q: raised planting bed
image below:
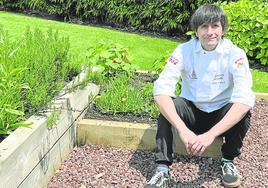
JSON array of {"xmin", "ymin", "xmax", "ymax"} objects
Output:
[
  {"xmin": 1, "ymin": 68, "xmax": 267, "ymax": 188},
  {"xmin": 76, "ymin": 71, "xmax": 268, "ymax": 159},
  {"xmin": 0, "ymin": 72, "xmax": 99, "ymax": 188},
  {"xmin": 47, "ymin": 99, "xmax": 268, "ymax": 188}
]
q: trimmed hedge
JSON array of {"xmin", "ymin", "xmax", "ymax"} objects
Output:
[
  {"xmin": 1, "ymin": 0, "xmax": 234, "ymax": 36},
  {"xmin": 219, "ymin": 0, "xmax": 268, "ymax": 65}
]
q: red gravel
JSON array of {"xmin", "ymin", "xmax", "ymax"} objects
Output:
[{"xmin": 46, "ymin": 100, "xmax": 268, "ymax": 188}]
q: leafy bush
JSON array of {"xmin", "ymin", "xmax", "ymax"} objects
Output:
[
  {"xmin": 86, "ymin": 40, "xmax": 139, "ymax": 82},
  {"xmin": 0, "ymin": 29, "xmax": 31, "ymax": 134},
  {"xmin": 0, "ymin": 65, "xmax": 31, "ymax": 134},
  {"xmin": 150, "ymin": 50, "xmax": 171, "ymax": 75},
  {"xmin": 0, "ymin": 27, "xmax": 78, "ymax": 135},
  {"xmin": 14, "ymin": 28, "xmax": 73, "ymax": 113},
  {"xmin": 219, "ymin": 0, "xmax": 268, "ymax": 65}
]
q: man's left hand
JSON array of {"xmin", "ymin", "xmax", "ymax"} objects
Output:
[{"xmin": 189, "ymin": 132, "xmax": 216, "ymax": 156}]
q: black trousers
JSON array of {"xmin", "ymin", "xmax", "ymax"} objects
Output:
[{"xmin": 155, "ymin": 97, "xmax": 251, "ymax": 165}]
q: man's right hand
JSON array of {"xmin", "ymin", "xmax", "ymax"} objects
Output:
[{"xmin": 177, "ymin": 128, "xmax": 198, "ymax": 155}]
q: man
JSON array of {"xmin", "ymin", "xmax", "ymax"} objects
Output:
[{"xmin": 145, "ymin": 3, "xmax": 255, "ymax": 188}]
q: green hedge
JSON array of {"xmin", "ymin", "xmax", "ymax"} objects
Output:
[
  {"xmin": 1, "ymin": 0, "xmax": 234, "ymax": 36},
  {"xmin": 219, "ymin": 0, "xmax": 268, "ymax": 65}
]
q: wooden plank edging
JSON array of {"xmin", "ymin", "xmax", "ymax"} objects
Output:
[
  {"xmin": 77, "ymin": 119, "xmax": 223, "ymax": 158},
  {"xmin": 0, "ymin": 73, "xmax": 99, "ymax": 188}
]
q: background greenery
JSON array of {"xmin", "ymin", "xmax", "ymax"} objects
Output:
[
  {"xmin": 0, "ymin": 11, "xmax": 178, "ymax": 70},
  {"xmin": 220, "ymin": 0, "xmax": 268, "ymax": 65},
  {"xmin": 0, "ymin": 0, "xmax": 236, "ymax": 36},
  {"xmin": 1, "ymin": 0, "xmax": 267, "ymax": 67},
  {"xmin": 0, "ymin": 10, "xmax": 267, "ymax": 92}
]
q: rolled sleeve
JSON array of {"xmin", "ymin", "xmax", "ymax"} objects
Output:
[{"xmin": 230, "ymin": 51, "xmax": 255, "ymax": 107}]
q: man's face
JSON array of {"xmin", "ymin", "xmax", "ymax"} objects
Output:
[{"xmin": 196, "ymin": 21, "xmax": 224, "ymax": 51}]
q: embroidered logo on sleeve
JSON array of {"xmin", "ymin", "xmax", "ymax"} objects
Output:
[
  {"xmin": 235, "ymin": 57, "xmax": 245, "ymax": 68},
  {"xmin": 168, "ymin": 55, "xmax": 179, "ymax": 65}
]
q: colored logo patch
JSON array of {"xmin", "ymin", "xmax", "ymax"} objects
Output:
[
  {"xmin": 168, "ymin": 56, "xmax": 179, "ymax": 65},
  {"xmin": 235, "ymin": 57, "xmax": 245, "ymax": 68}
]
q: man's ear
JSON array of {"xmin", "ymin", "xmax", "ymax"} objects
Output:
[
  {"xmin": 221, "ymin": 32, "xmax": 225, "ymax": 39},
  {"xmin": 195, "ymin": 32, "xmax": 199, "ymax": 39},
  {"xmin": 195, "ymin": 30, "xmax": 199, "ymax": 38}
]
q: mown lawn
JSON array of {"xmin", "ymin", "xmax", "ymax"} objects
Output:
[
  {"xmin": 0, "ymin": 11, "xmax": 178, "ymax": 70},
  {"xmin": 1, "ymin": 11, "xmax": 267, "ymax": 93}
]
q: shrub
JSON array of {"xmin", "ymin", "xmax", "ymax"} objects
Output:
[
  {"xmin": 86, "ymin": 40, "xmax": 139, "ymax": 82},
  {"xmin": 0, "ymin": 27, "xmax": 78, "ymax": 135},
  {"xmin": 219, "ymin": 0, "xmax": 268, "ymax": 65},
  {"xmin": 15, "ymin": 28, "xmax": 73, "ymax": 113},
  {"xmin": 1, "ymin": 0, "xmax": 238, "ymax": 37},
  {"xmin": 0, "ymin": 29, "xmax": 30, "ymax": 134},
  {"xmin": 0, "ymin": 64, "xmax": 31, "ymax": 134}
]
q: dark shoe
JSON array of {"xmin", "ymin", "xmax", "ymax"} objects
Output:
[
  {"xmin": 221, "ymin": 161, "xmax": 241, "ymax": 188},
  {"xmin": 144, "ymin": 170, "xmax": 170, "ymax": 188}
]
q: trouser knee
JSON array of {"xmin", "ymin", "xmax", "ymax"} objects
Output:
[{"xmin": 221, "ymin": 111, "xmax": 251, "ymax": 160}]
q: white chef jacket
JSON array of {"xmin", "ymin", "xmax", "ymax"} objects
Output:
[{"xmin": 153, "ymin": 38, "xmax": 255, "ymax": 113}]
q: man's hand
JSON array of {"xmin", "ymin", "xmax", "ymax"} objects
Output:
[
  {"xmin": 189, "ymin": 132, "xmax": 216, "ymax": 156},
  {"xmin": 178, "ymin": 129, "xmax": 198, "ymax": 155}
]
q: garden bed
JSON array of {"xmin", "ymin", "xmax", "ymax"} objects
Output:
[
  {"xmin": 48, "ymin": 70, "xmax": 268, "ymax": 187},
  {"xmin": 46, "ymin": 100, "xmax": 268, "ymax": 188},
  {"xmin": 0, "ymin": 73, "xmax": 99, "ymax": 188},
  {"xmin": 1, "ymin": 67, "xmax": 267, "ymax": 188}
]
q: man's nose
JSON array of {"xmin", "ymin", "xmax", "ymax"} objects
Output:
[{"xmin": 207, "ymin": 26, "xmax": 213, "ymax": 35}]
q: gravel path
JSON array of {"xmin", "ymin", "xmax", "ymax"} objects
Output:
[{"xmin": 47, "ymin": 100, "xmax": 268, "ymax": 188}]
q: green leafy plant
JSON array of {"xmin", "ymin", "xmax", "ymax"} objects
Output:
[
  {"xmin": 219, "ymin": 0, "xmax": 268, "ymax": 65},
  {"xmin": 0, "ymin": 27, "xmax": 78, "ymax": 135},
  {"xmin": 15, "ymin": 27, "xmax": 74, "ymax": 114},
  {"xmin": 86, "ymin": 40, "xmax": 139, "ymax": 80},
  {"xmin": 46, "ymin": 107, "xmax": 61, "ymax": 129},
  {"xmin": 139, "ymin": 82, "xmax": 159, "ymax": 119},
  {"xmin": 0, "ymin": 64, "xmax": 31, "ymax": 134},
  {"xmin": 95, "ymin": 73, "xmax": 159, "ymax": 119},
  {"xmin": 150, "ymin": 51, "xmax": 171, "ymax": 75}
]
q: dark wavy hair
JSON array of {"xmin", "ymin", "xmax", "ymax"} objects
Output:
[{"xmin": 190, "ymin": 4, "xmax": 228, "ymax": 33}]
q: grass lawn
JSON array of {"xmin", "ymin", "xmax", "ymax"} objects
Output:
[
  {"xmin": 0, "ymin": 11, "xmax": 178, "ymax": 70},
  {"xmin": 1, "ymin": 11, "xmax": 267, "ymax": 93},
  {"xmin": 251, "ymin": 69, "xmax": 268, "ymax": 93}
]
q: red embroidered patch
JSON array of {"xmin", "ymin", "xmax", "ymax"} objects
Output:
[
  {"xmin": 235, "ymin": 57, "xmax": 245, "ymax": 68},
  {"xmin": 168, "ymin": 56, "xmax": 179, "ymax": 65}
]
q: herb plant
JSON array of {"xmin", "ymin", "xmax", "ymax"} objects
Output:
[
  {"xmin": 0, "ymin": 27, "xmax": 78, "ymax": 135},
  {"xmin": 95, "ymin": 73, "xmax": 159, "ymax": 119}
]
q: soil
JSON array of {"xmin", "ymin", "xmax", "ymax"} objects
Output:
[
  {"xmin": 46, "ymin": 99, "xmax": 268, "ymax": 188},
  {"xmin": 84, "ymin": 104, "xmax": 157, "ymax": 125}
]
